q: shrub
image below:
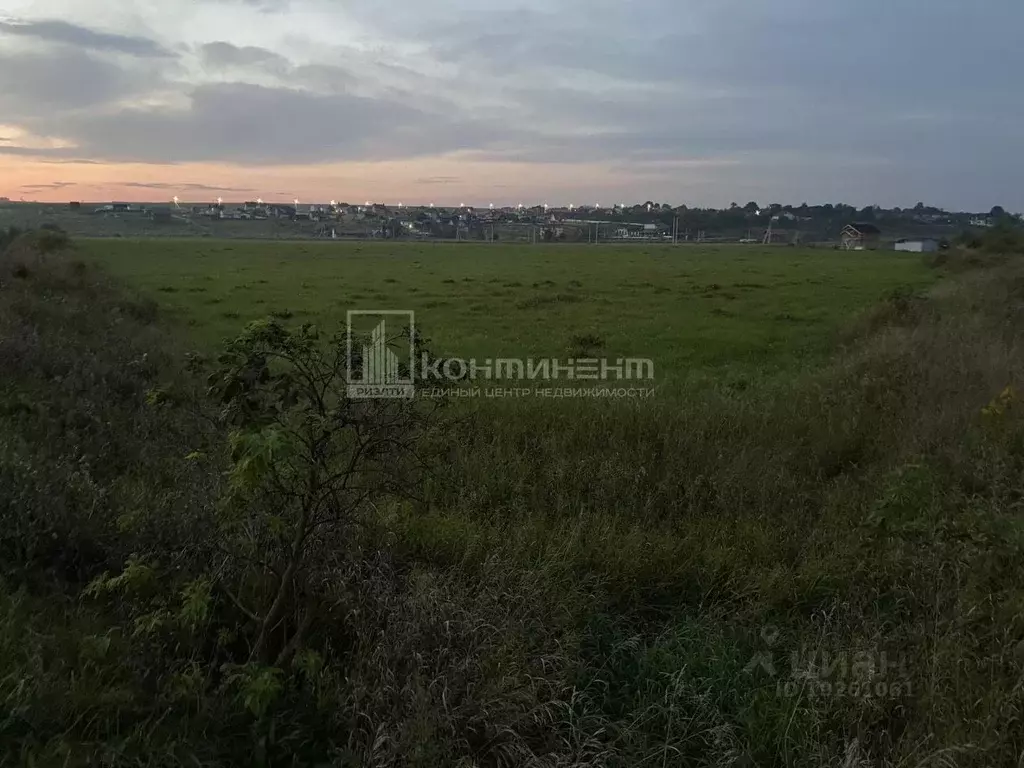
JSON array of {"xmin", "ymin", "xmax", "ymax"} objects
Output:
[{"xmin": 204, "ymin": 318, "xmax": 447, "ymax": 664}]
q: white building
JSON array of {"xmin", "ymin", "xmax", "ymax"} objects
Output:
[{"xmin": 894, "ymin": 238, "xmax": 939, "ymax": 253}]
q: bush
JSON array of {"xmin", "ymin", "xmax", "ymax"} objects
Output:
[
  {"xmin": 33, "ymin": 224, "xmax": 71, "ymax": 253},
  {"xmin": 957, "ymin": 220, "xmax": 1024, "ymax": 255},
  {"xmin": 0, "ymin": 225, "xmax": 23, "ymax": 252}
]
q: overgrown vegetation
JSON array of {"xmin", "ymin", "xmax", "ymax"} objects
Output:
[
  {"xmin": 956, "ymin": 218, "xmax": 1024, "ymax": 254},
  {"xmin": 2, "ymin": 231, "xmax": 1024, "ymax": 766}
]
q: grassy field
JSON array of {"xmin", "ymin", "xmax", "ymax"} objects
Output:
[
  {"xmin": 6, "ymin": 231, "xmax": 1024, "ymax": 766},
  {"xmin": 81, "ymin": 239, "xmax": 937, "ymax": 384}
]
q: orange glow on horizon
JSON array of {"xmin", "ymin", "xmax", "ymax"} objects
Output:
[
  {"xmin": 0, "ymin": 155, "xmax": 602, "ymax": 205},
  {"xmin": 0, "ymin": 153, "xmax": 736, "ymax": 205}
]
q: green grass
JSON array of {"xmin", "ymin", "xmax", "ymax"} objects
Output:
[{"xmin": 81, "ymin": 239, "xmax": 937, "ymax": 386}]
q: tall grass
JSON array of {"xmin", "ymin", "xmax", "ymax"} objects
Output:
[{"xmin": 2, "ymin": 236, "xmax": 1024, "ymax": 766}]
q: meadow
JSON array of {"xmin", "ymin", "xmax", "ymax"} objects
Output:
[
  {"xmin": 4, "ymin": 231, "xmax": 1024, "ymax": 767},
  {"xmin": 83, "ymin": 239, "xmax": 937, "ymax": 382}
]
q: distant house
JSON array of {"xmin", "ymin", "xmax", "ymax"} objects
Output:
[
  {"xmin": 841, "ymin": 223, "xmax": 881, "ymax": 250},
  {"xmin": 894, "ymin": 238, "xmax": 939, "ymax": 253},
  {"xmin": 970, "ymin": 217, "xmax": 994, "ymax": 228},
  {"xmin": 69, "ymin": 201, "xmax": 82, "ymax": 210},
  {"xmin": 268, "ymin": 204, "xmax": 296, "ymax": 219},
  {"xmin": 149, "ymin": 207, "xmax": 174, "ymax": 223},
  {"xmin": 112, "ymin": 202, "xmax": 131, "ymax": 212}
]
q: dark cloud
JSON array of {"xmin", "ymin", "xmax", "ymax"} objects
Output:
[
  {"xmin": 18, "ymin": 182, "xmax": 77, "ymax": 190},
  {"xmin": 119, "ymin": 182, "xmax": 256, "ymax": 192},
  {"xmin": 36, "ymin": 158, "xmax": 105, "ymax": 165},
  {"xmin": 43, "ymin": 81, "xmax": 519, "ymax": 165},
  {"xmin": 198, "ymin": 44, "xmax": 354, "ymax": 95},
  {"xmin": 0, "ymin": 145, "xmax": 82, "ymax": 158},
  {"xmin": 202, "ymin": 0, "xmax": 291, "ymax": 12},
  {"xmin": 0, "ymin": 19, "xmax": 172, "ymax": 58},
  {"xmin": 403, "ymin": 0, "xmax": 1024, "ymax": 186},
  {"xmin": 0, "ymin": 48, "xmax": 164, "ymax": 115},
  {"xmin": 415, "ymin": 176, "xmax": 461, "ymax": 185},
  {"xmin": 200, "ymin": 41, "xmax": 291, "ymax": 73},
  {"xmin": 290, "ymin": 64, "xmax": 353, "ymax": 94}
]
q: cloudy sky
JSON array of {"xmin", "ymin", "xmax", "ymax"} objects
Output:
[{"xmin": 1, "ymin": 0, "xmax": 1020, "ymax": 210}]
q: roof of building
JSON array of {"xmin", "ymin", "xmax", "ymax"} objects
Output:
[{"xmin": 844, "ymin": 222, "xmax": 881, "ymax": 235}]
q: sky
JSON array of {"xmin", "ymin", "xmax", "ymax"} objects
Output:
[{"xmin": 0, "ymin": 0, "xmax": 1021, "ymax": 211}]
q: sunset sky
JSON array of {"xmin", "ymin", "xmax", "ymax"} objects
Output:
[{"xmin": 1, "ymin": 0, "xmax": 1021, "ymax": 210}]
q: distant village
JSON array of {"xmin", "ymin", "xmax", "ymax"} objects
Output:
[
  {"xmin": 32, "ymin": 198, "xmax": 1024, "ymax": 249},
  {"xmin": 87, "ymin": 200, "xmax": 689, "ymax": 242}
]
